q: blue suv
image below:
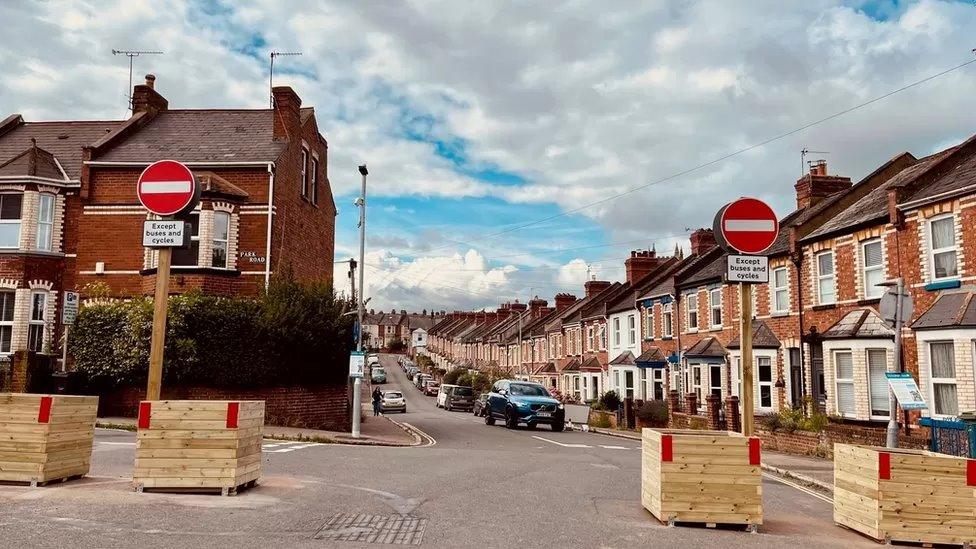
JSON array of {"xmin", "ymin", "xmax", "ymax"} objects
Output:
[{"xmin": 485, "ymin": 380, "xmax": 565, "ymax": 431}]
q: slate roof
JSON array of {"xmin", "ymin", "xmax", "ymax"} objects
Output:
[
  {"xmin": 821, "ymin": 309, "xmax": 894, "ymax": 339},
  {"xmin": 640, "ymin": 247, "xmax": 723, "ymax": 300},
  {"xmin": 907, "ymin": 148, "xmax": 976, "ymax": 205},
  {"xmin": 533, "ymin": 362, "xmax": 557, "ymax": 375},
  {"xmin": 197, "ymin": 172, "xmax": 248, "ymax": 198},
  {"xmin": 606, "ymin": 257, "xmax": 680, "ymax": 315},
  {"xmin": 635, "ymin": 347, "xmax": 667, "ymax": 366},
  {"xmin": 684, "ymin": 337, "xmax": 726, "ymax": 358},
  {"xmin": 805, "ymin": 147, "xmax": 956, "ymax": 241},
  {"xmin": 95, "ymin": 110, "xmax": 289, "ymax": 163},
  {"xmin": 580, "ymin": 356, "xmax": 603, "ymax": 372},
  {"xmin": 912, "ymin": 290, "xmax": 976, "ymax": 330},
  {"xmin": 0, "ymin": 143, "xmax": 65, "ymax": 180},
  {"xmin": 678, "ymin": 250, "xmax": 728, "ymax": 289},
  {"xmin": 608, "ymin": 351, "xmax": 636, "ymax": 365},
  {"xmin": 560, "ymin": 358, "xmax": 581, "ymax": 372},
  {"xmin": 727, "ymin": 320, "xmax": 782, "ymax": 349},
  {"xmin": 0, "ymin": 118, "xmax": 121, "ymax": 179}
]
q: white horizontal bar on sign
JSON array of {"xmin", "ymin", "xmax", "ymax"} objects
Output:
[
  {"xmin": 724, "ymin": 219, "xmax": 775, "ymax": 232},
  {"xmin": 141, "ymin": 180, "xmax": 192, "ymax": 193}
]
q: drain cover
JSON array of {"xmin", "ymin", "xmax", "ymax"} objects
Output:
[{"xmin": 314, "ymin": 513, "xmax": 428, "ymax": 545}]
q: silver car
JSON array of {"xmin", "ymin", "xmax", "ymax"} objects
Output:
[{"xmin": 381, "ymin": 391, "xmax": 406, "ymax": 413}]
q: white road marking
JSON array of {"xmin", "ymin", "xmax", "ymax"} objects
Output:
[
  {"xmin": 262, "ymin": 440, "xmax": 324, "ymax": 453},
  {"xmin": 531, "ymin": 435, "xmax": 590, "ymax": 448},
  {"xmin": 598, "ymin": 445, "xmax": 630, "ymax": 450}
]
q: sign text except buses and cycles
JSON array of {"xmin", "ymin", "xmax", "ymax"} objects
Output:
[
  {"xmin": 142, "ymin": 220, "xmax": 187, "ymax": 248},
  {"xmin": 726, "ymin": 254, "xmax": 769, "ymax": 283}
]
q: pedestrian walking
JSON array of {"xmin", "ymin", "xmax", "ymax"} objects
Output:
[{"xmin": 372, "ymin": 387, "xmax": 382, "ymax": 416}]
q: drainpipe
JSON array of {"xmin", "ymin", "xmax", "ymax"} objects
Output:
[
  {"xmin": 793, "ymin": 253, "xmax": 807, "ymax": 410},
  {"xmin": 674, "ymin": 293, "xmax": 682, "ymax": 396},
  {"xmin": 264, "ymin": 163, "xmax": 275, "ymax": 288}
]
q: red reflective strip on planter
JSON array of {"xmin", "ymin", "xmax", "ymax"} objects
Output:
[
  {"xmin": 878, "ymin": 452, "xmax": 891, "ymax": 480},
  {"xmin": 748, "ymin": 437, "xmax": 761, "ymax": 466},
  {"xmin": 661, "ymin": 434, "xmax": 673, "ymax": 462},
  {"xmin": 968, "ymin": 460, "xmax": 976, "ymax": 487},
  {"xmin": 138, "ymin": 402, "xmax": 152, "ymax": 430},
  {"xmin": 37, "ymin": 396, "xmax": 53, "ymax": 424},
  {"xmin": 226, "ymin": 402, "xmax": 239, "ymax": 429}
]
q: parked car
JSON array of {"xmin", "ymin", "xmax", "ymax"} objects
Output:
[
  {"xmin": 423, "ymin": 380, "xmax": 440, "ymax": 396},
  {"xmin": 435, "ymin": 384, "xmax": 459, "ymax": 408},
  {"xmin": 472, "ymin": 393, "xmax": 489, "ymax": 417},
  {"xmin": 380, "ymin": 391, "xmax": 406, "ymax": 414},
  {"xmin": 405, "ymin": 366, "xmax": 419, "ymax": 378},
  {"xmin": 441, "ymin": 385, "xmax": 475, "ymax": 412},
  {"xmin": 414, "ymin": 373, "xmax": 431, "ymax": 389},
  {"xmin": 367, "ymin": 354, "xmax": 380, "ymax": 367},
  {"xmin": 370, "ymin": 366, "xmax": 387, "ymax": 384},
  {"xmin": 485, "ymin": 380, "xmax": 564, "ymax": 431}
]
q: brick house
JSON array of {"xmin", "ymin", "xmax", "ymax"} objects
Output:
[{"xmin": 0, "ymin": 74, "xmax": 336, "ymax": 363}]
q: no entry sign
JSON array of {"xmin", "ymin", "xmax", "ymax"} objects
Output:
[
  {"xmin": 713, "ymin": 197, "xmax": 779, "ymax": 255},
  {"xmin": 137, "ymin": 160, "xmax": 198, "ymax": 217}
]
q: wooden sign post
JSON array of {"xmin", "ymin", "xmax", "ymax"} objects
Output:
[{"xmin": 137, "ymin": 160, "xmax": 198, "ymax": 401}]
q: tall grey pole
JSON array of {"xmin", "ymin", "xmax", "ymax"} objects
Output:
[
  {"xmin": 886, "ymin": 277, "xmax": 904, "ymax": 448},
  {"xmin": 352, "ymin": 165, "xmax": 367, "ymax": 438}
]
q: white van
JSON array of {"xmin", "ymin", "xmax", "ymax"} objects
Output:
[
  {"xmin": 436, "ymin": 384, "xmax": 459, "ymax": 408},
  {"xmin": 367, "ymin": 354, "xmax": 380, "ymax": 366}
]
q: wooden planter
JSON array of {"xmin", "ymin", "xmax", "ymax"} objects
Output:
[
  {"xmin": 0, "ymin": 393, "xmax": 98, "ymax": 486},
  {"xmin": 641, "ymin": 428, "xmax": 763, "ymax": 529},
  {"xmin": 133, "ymin": 400, "xmax": 264, "ymax": 496},
  {"xmin": 834, "ymin": 444, "xmax": 975, "ymax": 546}
]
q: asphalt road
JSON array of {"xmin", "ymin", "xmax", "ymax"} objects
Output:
[{"xmin": 0, "ymin": 354, "xmax": 877, "ymax": 548}]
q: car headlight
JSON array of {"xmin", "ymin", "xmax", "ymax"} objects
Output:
[
  {"xmin": 516, "ymin": 401, "xmax": 530, "ymax": 409},
  {"xmin": 557, "ymin": 403, "xmax": 564, "ymax": 410}
]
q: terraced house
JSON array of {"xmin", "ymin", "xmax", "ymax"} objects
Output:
[{"xmin": 0, "ymin": 74, "xmax": 336, "ymax": 363}]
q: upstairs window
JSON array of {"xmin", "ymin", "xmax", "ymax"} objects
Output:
[
  {"xmin": 816, "ymin": 251, "xmax": 836, "ymax": 304},
  {"xmin": 172, "ymin": 213, "xmax": 200, "ymax": 267},
  {"xmin": 311, "ymin": 156, "xmax": 320, "ymax": 205},
  {"xmin": 928, "ymin": 216, "xmax": 958, "ymax": 281},
  {"xmin": 686, "ymin": 293, "xmax": 698, "ymax": 331},
  {"xmin": 862, "ymin": 240, "xmax": 884, "ymax": 298},
  {"xmin": 771, "ymin": 267, "xmax": 789, "ymax": 313},
  {"xmin": 0, "ymin": 194, "xmax": 22, "ymax": 249},
  {"xmin": 212, "ymin": 211, "xmax": 230, "ymax": 269},
  {"xmin": 28, "ymin": 291, "xmax": 46, "ymax": 352},
  {"xmin": 710, "ymin": 289, "xmax": 722, "ymax": 327},
  {"xmin": 300, "ymin": 148, "xmax": 309, "ymax": 198},
  {"xmin": 37, "ymin": 194, "xmax": 54, "ymax": 252},
  {"xmin": 613, "ymin": 317, "xmax": 621, "ymax": 346},
  {"xmin": 662, "ymin": 303, "xmax": 673, "ymax": 338},
  {"xmin": 627, "ymin": 314, "xmax": 636, "ymax": 345},
  {"xmin": 644, "ymin": 307, "xmax": 654, "ymax": 339}
]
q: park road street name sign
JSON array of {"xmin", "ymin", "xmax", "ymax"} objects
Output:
[{"xmin": 727, "ymin": 254, "xmax": 769, "ymax": 283}]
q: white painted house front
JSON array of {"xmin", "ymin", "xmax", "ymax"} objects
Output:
[{"xmin": 608, "ymin": 308, "xmax": 641, "ymax": 399}]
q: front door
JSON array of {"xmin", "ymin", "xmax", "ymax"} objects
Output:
[
  {"xmin": 789, "ymin": 347, "xmax": 803, "ymax": 408},
  {"xmin": 810, "ymin": 343, "xmax": 826, "ymax": 412}
]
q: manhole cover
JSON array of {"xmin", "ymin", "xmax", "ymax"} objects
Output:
[{"xmin": 314, "ymin": 513, "xmax": 428, "ymax": 545}]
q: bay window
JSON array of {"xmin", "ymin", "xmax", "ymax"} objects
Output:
[
  {"xmin": 212, "ymin": 211, "xmax": 230, "ymax": 268},
  {"xmin": 862, "ymin": 240, "xmax": 884, "ymax": 298},
  {"xmin": 28, "ymin": 291, "xmax": 46, "ymax": 352},
  {"xmin": 867, "ymin": 349, "xmax": 890, "ymax": 418},
  {"xmin": 37, "ymin": 194, "xmax": 54, "ymax": 252},
  {"xmin": 772, "ymin": 267, "xmax": 788, "ymax": 313},
  {"xmin": 0, "ymin": 291, "xmax": 12, "ymax": 354},
  {"xmin": 817, "ymin": 251, "xmax": 836, "ymax": 305},
  {"xmin": 929, "ymin": 341, "xmax": 958, "ymax": 417},
  {"xmin": 686, "ymin": 293, "xmax": 698, "ymax": 331},
  {"xmin": 171, "ymin": 213, "xmax": 200, "ymax": 266},
  {"xmin": 758, "ymin": 356, "xmax": 772, "ymax": 409},
  {"xmin": 928, "ymin": 216, "xmax": 958, "ymax": 281},
  {"xmin": 0, "ymin": 194, "xmax": 22, "ymax": 248},
  {"xmin": 709, "ymin": 364, "xmax": 722, "ymax": 398},
  {"xmin": 834, "ymin": 350, "xmax": 855, "ymax": 416}
]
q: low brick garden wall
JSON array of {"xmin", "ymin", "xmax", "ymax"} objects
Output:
[
  {"xmin": 759, "ymin": 423, "xmax": 929, "ymax": 458},
  {"xmin": 96, "ymin": 384, "xmax": 351, "ymax": 432}
]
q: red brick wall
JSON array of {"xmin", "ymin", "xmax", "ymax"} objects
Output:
[
  {"xmin": 758, "ymin": 423, "xmax": 928, "ymax": 458},
  {"xmin": 97, "ymin": 384, "xmax": 350, "ymax": 431}
]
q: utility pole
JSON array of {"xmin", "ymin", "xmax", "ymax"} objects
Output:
[
  {"xmin": 352, "ymin": 164, "xmax": 368, "ymax": 439},
  {"xmin": 112, "ymin": 49, "xmax": 163, "ymax": 112},
  {"xmin": 886, "ymin": 277, "xmax": 905, "ymax": 448}
]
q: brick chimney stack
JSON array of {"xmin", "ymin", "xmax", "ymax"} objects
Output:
[
  {"xmin": 554, "ymin": 293, "xmax": 577, "ymax": 311},
  {"xmin": 509, "ymin": 300, "xmax": 528, "ymax": 313},
  {"xmin": 795, "ymin": 160, "xmax": 852, "ymax": 209},
  {"xmin": 131, "ymin": 74, "xmax": 168, "ymax": 115},
  {"xmin": 689, "ymin": 228, "xmax": 716, "ymax": 257},
  {"xmin": 528, "ymin": 297, "xmax": 548, "ymax": 317},
  {"xmin": 625, "ymin": 249, "xmax": 665, "ymax": 284},
  {"xmin": 271, "ymin": 86, "xmax": 302, "ymax": 141},
  {"xmin": 584, "ymin": 280, "xmax": 612, "ymax": 298}
]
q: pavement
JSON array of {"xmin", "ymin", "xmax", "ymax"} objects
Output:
[{"xmin": 0, "ymin": 353, "xmax": 871, "ymax": 548}]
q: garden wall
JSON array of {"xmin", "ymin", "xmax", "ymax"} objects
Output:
[
  {"xmin": 97, "ymin": 385, "xmax": 350, "ymax": 431},
  {"xmin": 758, "ymin": 423, "xmax": 929, "ymax": 458}
]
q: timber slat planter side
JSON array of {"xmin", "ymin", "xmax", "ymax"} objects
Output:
[
  {"xmin": 641, "ymin": 428, "xmax": 763, "ymax": 530},
  {"xmin": 833, "ymin": 443, "xmax": 976, "ymax": 546},
  {"xmin": 0, "ymin": 393, "xmax": 98, "ymax": 486},
  {"xmin": 133, "ymin": 400, "xmax": 265, "ymax": 496}
]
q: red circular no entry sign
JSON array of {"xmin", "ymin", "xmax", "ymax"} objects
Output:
[
  {"xmin": 137, "ymin": 160, "xmax": 197, "ymax": 217},
  {"xmin": 714, "ymin": 197, "xmax": 779, "ymax": 255}
]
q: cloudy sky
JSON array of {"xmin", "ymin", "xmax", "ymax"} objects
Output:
[{"xmin": 2, "ymin": 0, "xmax": 975, "ymax": 312}]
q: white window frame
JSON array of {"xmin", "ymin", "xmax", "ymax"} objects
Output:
[
  {"xmin": 212, "ymin": 211, "xmax": 230, "ymax": 269},
  {"xmin": 662, "ymin": 302, "xmax": 673, "ymax": 338},
  {"xmin": 599, "ymin": 325, "xmax": 607, "ymax": 350},
  {"xmin": 27, "ymin": 290, "xmax": 47, "ymax": 353},
  {"xmin": 686, "ymin": 293, "xmax": 698, "ymax": 332},
  {"xmin": 36, "ymin": 194, "xmax": 54, "ymax": 252},
  {"xmin": 0, "ymin": 290, "xmax": 13, "ymax": 355},
  {"xmin": 644, "ymin": 307, "xmax": 654, "ymax": 339},
  {"xmin": 833, "ymin": 350, "xmax": 855, "ymax": 418},
  {"xmin": 709, "ymin": 289, "xmax": 722, "ymax": 328},
  {"xmin": 300, "ymin": 148, "xmax": 309, "ymax": 198},
  {"xmin": 310, "ymin": 155, "xmax": 319, "ymax": 205},
  {"xmin": 627, "ymin": 314, "xmax": 636, "ymax": 346},
  {"xmin": 0, "ymin": 193, "xmax": 23, "ymax": 249},
  {"xmin": 757, "ymin": 356, "xmax": 773, "ymax": 410},
  {"xmin": 613, "ymin": 317, "xmax": 621, "ymax": 346},
  {"xmin": 866, "ymin": 348, "xmax": 890, "ymax": 420},
  {"xmin": 928, "ymin": 340, "xmax": 958, "ymax": 418},
  {"xmin": 771, "ymin": 267, "xmax": 789, "ymax": 313},
  {"xmin": 651, "ymin": 368, "xmax": 665, "ymax": 400},
  {"xmin": 587, "ymin": 326, "xmax": 595, "ymax": 352},
  {"xmin": 816, "ymin": 251, "xmax": 836, "ymax": 305},
  {"xmin": 624, "ymin": 369, "xmax": 635, "ymax": 399},
  {"xmin": 927, "ymin": 214, "xmax": 959, "ymax": 282},
  {"xmin": 861, "ymin": 239, "xmax": 884, "ymax": 299}
]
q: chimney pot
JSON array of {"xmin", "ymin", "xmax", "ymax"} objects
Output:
[{"xmin": 145, "ymin": 74, "xmax": 156, "ymax": 89}]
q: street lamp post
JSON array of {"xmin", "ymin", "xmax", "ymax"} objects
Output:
[
  {"xmin": 351, "ymin": 164, "xmax": 368, "ymax": 439},
  {"xmin": 879, "ymin": 278, "xmax": 905, "ymax": 449}
]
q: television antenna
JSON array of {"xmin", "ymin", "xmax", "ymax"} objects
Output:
[
  {"xmin": 800, "ymin": 148, "xmax": 830, "ymax": 176},
  {"xmin": 269, "ymin": 51, "xmax": 302, "ymax": 107},
  {"xmin": 112, "ymin": 49, "xmax": 164, "ymax": 112}
]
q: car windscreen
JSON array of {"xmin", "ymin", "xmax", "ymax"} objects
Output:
[
  {"xmin": 384, "ymin": 392, "xmax": 402, "ymax": 399},
  {"xmin": 373, "ymin": 368, "xmax": 385, "ymax": 374},
  {"xmin": 453, "ymin": 387, "xmax": 473, "ymax": 396},
  {"xmin": 509, "ymin": 384, "xmax": 549, "ymax": 397}
]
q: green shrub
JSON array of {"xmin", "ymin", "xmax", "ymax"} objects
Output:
[
  {"xmin": 637, "ymin": 400, "xmax": 669, "ymax": 427},
  {"xmin": 71, "ymin": 277, "xmax": 353, "ymax": 391},
  {"xmin": 590, "ymin": 412, "xmax": 612, "ymax": 428},
  {"xmin": 442, "ymin": 369, "xmax": 463, "ymax": 385},
  {"xmin": 598, "ymin": 390, "xmax": 621, "ymax": 412},
  {"xmin": 387, "ymin": 339, "xmax": 407, "ymax": 353},
  {"xmin": 760, "ymin": 413, "xmax": 782, "ymax": 432},
  {"xmin": 803, "ymin": 412, "xmax": 830, "ymax": 433}
]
